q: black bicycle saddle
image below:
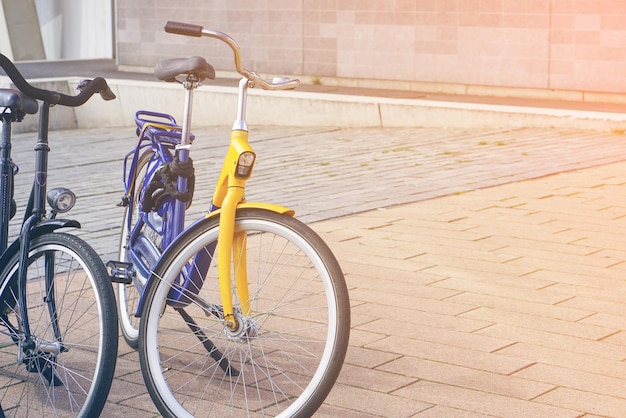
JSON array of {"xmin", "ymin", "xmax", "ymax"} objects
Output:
[
  {"xmin": 0, "ymin": 89, "xmax": 38, "ymax": 114},
  {"xmin": 154, "ymin": 56, "xmax": 216, "ymax": 83}
]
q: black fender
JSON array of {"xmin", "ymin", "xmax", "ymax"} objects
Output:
[{"xmin": 0, "ymin": 219, "xmax": 80, "ymax": 268}]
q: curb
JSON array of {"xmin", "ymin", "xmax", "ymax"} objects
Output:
[{"xmin": 4, "ymin": 77, "xmax": 626, "ymax": 133}]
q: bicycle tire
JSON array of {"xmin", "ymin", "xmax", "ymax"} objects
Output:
[
  {"xmin": 138, "ymin": 208, "xmax": 350, "ymax": 417},
  {"xmin": 118, "ymin": 149, "xmax": 159, "ymax": 349},
  {"xmin": 0, "ymin": 232, "xmax": 118, "ymax": 417}
]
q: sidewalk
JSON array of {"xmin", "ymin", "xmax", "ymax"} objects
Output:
[
  {"xmin": 5, "ymin": 62, "xmax": 626, "ymax": 416},
  {"xmin": 317, "ymin": 159, "xmax": 626, "ymax": 417},
  {"xmin": 8, "ymin": 121, "xmax": 626, "ymax": 417}
]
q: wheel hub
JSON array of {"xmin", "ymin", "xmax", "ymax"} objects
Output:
[{"xmin": 225, "ymin": 312, "xmax": 258, "ymax": 341}]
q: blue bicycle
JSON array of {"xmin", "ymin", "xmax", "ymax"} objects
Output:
[{"xmin": 110, "ymin": 21, "xmax": 350, "ymax": 417}]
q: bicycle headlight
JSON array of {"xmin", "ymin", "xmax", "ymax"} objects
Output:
[
  {"xmin": 47, "ymin": 187, "xmax": 76, "ymax": 213},
  {"xmin": 235, "ymin": 151, "xmax": 255, "ymax": 179}
]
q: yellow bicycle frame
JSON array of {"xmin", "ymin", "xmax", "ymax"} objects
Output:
[{"xmin": 211, "ymin": 129, "xmax": 294, "ymax": 329}]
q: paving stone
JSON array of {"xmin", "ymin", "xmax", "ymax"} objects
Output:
[
  {"xmin": 325, "ymin": 383, "xmax": 433, "ymax": 418},
  {"xmin": 558, "ymin": 295, "xmax": 626, "ymax": 317},
  {"xmin": 366, "ymin": 336, "xmax": 534, "ymax": 375},
  {"xmin": 349, "ymin": 288, "xmax": 474, "ymax": 316},
  {"xmin": 495, "ymin": 342, "xmax": 626, "ymax": 380},
  {"xmin": 601, "ymin": 330, "xmax": 626, "ymax": 345},
  {"xmin": 514, "ymin": 363, "xmax": 626, "ymax": 400},
  {"xmin": 476, "ymin": 323, "xmax": 626, "ymax": 361},
  {"xmin": 447, "ymin": 292, "xmax": 593, "ymax": 322},
  {"xmin": 344, "ymin": 345, "xmax": 402, "ymax": 369},
  {"xmin": 429, "ymin": 275, "xmax": 565, "ymax": 303},
  {"xmin": 362, "ymin": 319, "xmax": 514, "ymax": 353},
  {"xmin": 461, "ymin": 307, "xmax": 617, "ymax": 340},
  {"xmin": 381, "ymin": 356, "xmax": 555, "ymax": 400},
  {"xmin": 533, "ymin": 387, "xmax": 626, "ymax": 417},
  {"xmin": 337, "ymin": 363, "xmax": 417, "ymax": 393},
  {"xmin": 393, "ymin": 381, "xmax": 581, "ymax": 417},
  {"xmin": 412, "ymin": 405, "xmax": 495, "ymax": 417},
  {"xmin": 351, "ymin": 302, "xmax": 493, "ymax": 334}
]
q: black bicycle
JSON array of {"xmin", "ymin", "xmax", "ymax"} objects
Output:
[{"xmin": 0, "ymin": 55, "xmax": 118, "ymax": 416}]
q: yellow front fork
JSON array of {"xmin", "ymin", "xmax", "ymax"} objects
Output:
[
  {"xmin": 214, "ymin": 130, "xmax": 253, "ymax": 330},
  {"xmin": 233, "ymin": 231, "xmax": 250, "ymax": 315}
]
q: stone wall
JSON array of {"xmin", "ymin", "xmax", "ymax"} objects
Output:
[{"xmin": 115, "ymin": 0, "xmax": 626, "ymax": 95}]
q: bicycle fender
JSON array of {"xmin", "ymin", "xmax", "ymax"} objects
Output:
[
  {"xmin": 31, "ymin": 218, "xmax": 81, "ymax": 233},
  {"xmin": 0, "ymin": 219, "xmax": 80, "ymax": 269},
  {"xmin": 203, "ymin": 202, "xmax": 295, "ymax": 220}
]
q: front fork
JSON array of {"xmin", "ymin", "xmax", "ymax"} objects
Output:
[
  {"xmin": 16, "ymin": 218, "xmax": 69, "ymax": 360},
  {"xmin": 216, "ymin": 188, "xmax": 250, "ymax": 329},
  {"xmin": 214, "ymin": 130, "xmax": 254, "ymax": 330}
]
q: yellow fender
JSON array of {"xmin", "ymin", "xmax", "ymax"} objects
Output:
[{"xmin": 204, "ymin": 202, "xmax": 295, "ymax": 219}]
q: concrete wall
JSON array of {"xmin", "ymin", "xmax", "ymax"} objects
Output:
[
  {"xmin": 0, "ymin": 0, "xmax": 113, "ymax": 61},
  {"xmin": 35, "ymin": 0, "xmax": 113, "ymax": 60},
  {"xmin": 115, "ymin": 0, "xmax": 626, "ymax": 96},
  {"xmin": 0, "ymin": 0, "xmax": 45, "ymax": 61}
]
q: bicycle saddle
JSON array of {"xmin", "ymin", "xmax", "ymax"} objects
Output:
[
  {"xmin": 0, "ymin": 89, "xmax": 38, "ymax": 114},
  {"xmin": 154, "ymin": 56, "xmax": 215, "ymax": 83}
]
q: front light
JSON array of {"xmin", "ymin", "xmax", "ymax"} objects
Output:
[
  {"xmin": 235, "ymin": 151, "xmax": 256, "ymax": 179},
  {"xmin": 47, "ymin": 188, "xmax": 76, "ymax": 213}
]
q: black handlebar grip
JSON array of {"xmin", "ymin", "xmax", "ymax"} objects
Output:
[
  {"xmin": 72, "ymin": 77, "xmax": 115, "ymax": 105},
  {"xmin": 48, "ymin": 77, "xmax": 113, "ymax": 107},
  {"xmin": 77, "ymin": 78, "xmax": 116, "ymax": 102},
  {"xmin": 100, "ymin": 85, "xmax": 116, "ymax": 101},
  {"xmin": 164, "ymin": 21, "xmax": 203, "ymax": 37}
]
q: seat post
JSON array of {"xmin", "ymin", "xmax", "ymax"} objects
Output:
[
  {"xmin": 179, "ymin": 75, "xmax": 198, "ymax": 149},
  {"xmin": 171, "ymin": 76, "xmax": 198, "ymax": 242}
]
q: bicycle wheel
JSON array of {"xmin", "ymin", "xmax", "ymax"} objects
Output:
[
  {"xmin": 138, "ymin": 208, "xmax": 350, "ymax": 417},
  {"xmin": 0, "ymin": 232, "xmax": 118, "ymax": 417},
  {"xmin": 118, "ymin": 149, "xmax": 160, "ymax": 348}
]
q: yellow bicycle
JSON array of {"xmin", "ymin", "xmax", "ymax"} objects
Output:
[{"xmin": 114, "ymin": 21, "xmax": 351, "ymax": 417}]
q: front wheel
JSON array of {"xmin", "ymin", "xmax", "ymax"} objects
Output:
[
  {"xmin": 138, "ymin": 208, "xmax": 350, "ymax": 417},
  {"xmin": 0, "ymin": 232, "xmax": 118, "ymax": 417}
]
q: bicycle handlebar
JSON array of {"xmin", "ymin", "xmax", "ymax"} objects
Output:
[
  {"xmin": 164, "ymin": 21, "xmax": 300, "ymax": 91},
  {"xmin": 0, "ymin": 54, "xmax": 116, "ymax": 106}
]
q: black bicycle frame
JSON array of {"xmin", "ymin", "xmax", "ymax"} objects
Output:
[
  {"xmin": 0, "ymin": 100, "xmax": 67, "ymax": 352},
  {"xmin": 17, "ymin": 103, "xmax": 52, "ymax": 340}
]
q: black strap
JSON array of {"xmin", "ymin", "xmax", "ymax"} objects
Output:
[{"xmin": 141, "ymin": 157, "xmax": 195, "ymax": 212}]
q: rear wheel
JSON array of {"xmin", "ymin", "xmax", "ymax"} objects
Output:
[
  {"xmin": 0, "ymin": 232, "xmax": 118, "ymax": 416},
  {"xmin": 139, "ymin": 209, "xmax": 350, "ymax": 417},
  {"xmin": 118, "ymin": 150, "xmax": 161, "ymax": 349}
]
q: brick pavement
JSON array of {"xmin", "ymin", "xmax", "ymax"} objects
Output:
[
  {"xmin": 315, "ymin": 161, "xmax": 626, "ymax": 417},
  {"xmin": 10, "ymin": 125, "xmax": 626, "ymax": 260},
  {"xmin": 7, "ymin": 125, "xmax": 626, "ymax": 416}
]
